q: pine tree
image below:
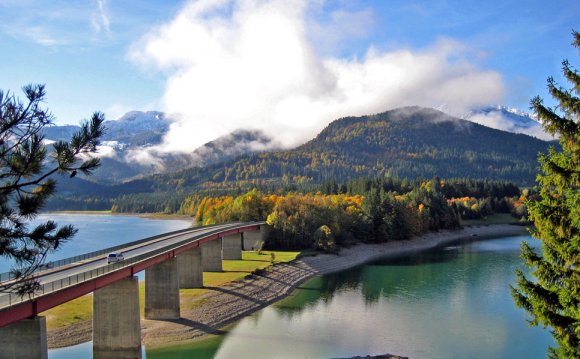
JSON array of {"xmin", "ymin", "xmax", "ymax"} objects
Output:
[
  {"xmin": 0, "ymin": 85, "xmax": 104, "ymax": 295},
  {"xmin": 511, "ymin": 32, "xmax": 580, "ymax": 358}
]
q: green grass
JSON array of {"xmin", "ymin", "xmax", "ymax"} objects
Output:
[
  {"xmin": 42, "ymin": 250, "xmax": 300, "ymax": 330},
  {"xmin": 461, "ymin": 213, "xmax": 522, "ymax": 226},
  {"xmin": 43, "ymin": 294, "xmax": 93, "ymax": 329}
]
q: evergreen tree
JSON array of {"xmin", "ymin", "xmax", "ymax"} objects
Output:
[
  {"xmin": 0, "ymin": 85, "xmax": 104, "ymax": 295},
  {"xmin": 511, "ymin": 32, "xmax": 580, "ymax": 358}
]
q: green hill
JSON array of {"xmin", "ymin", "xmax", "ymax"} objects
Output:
[{"xmin": 48, "ymin": 106, "xmax": 552, "ymax": 210}]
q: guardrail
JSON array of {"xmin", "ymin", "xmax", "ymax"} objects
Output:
[
  {"xmin": 0, "ymin": 222, "xmax": 263, "ymax": 310},
  {"xmin": 0, "ymin": 222, "xmax": 234, "ymax": 283}
]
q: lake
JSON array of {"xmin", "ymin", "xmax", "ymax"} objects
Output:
[
  {"xmin": 49, "ymin": 230, "xmax": 553, "ymax": 358},
  {"xmin": 0, "ymin": 213, "xmax": 192, "ymax": 274},
  {"xmin": 146, "ymin": 234, "xmax": 553, "ymax": 359}
]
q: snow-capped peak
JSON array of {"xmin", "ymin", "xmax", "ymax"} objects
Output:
[{"xmin": 464, "ymin": 105, "xmax": 552, "ymax": 140}]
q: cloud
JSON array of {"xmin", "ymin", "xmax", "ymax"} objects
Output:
[
  {"xmin": 0, "ymin": 1, "xmax": 111, "ymax": 47},
  {"xmin": 129, "ymin": 0, "xmax": 506, "ymax": 154},
  {"xmin": 465, "ymin": 110, "xmax": 553, "ymax": 140},
  {"xmin": 91, "ymin": 0, "xmax": 111, "ymax": 35},
  {"xmin": 15, "ymin": 26, "xmax": 68, "ymax": 46}
]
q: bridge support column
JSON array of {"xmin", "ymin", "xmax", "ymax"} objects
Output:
[
  {"xmin": 93, "ymin": 276, "xmax": 141, "ymax": 359},
  {"xmin": 222, "ymin": 233, "xmax": 242, "ymax": 260},
  {"xmin": 0, "ymin": 316, "xmax": 47, "ymax": 359},
  {"xmin": 242, "ymin": 225, "xmax": 270, "ymax": 251},
  {"xmin": 177, "ymin": 247, "xmax": 203, "ymax": 288},
  {"xmin": 145, "ymin": 257, "xmax": 180, "ymax": 319},
  {"xmin": 202, "ymin": 239, "xmax": 222, "ymax": 272}
]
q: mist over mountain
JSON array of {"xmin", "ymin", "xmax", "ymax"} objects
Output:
[
  {"xmin": 464, "ymin": 105, "xmax": 551, "ymax": 140},
  {"xmin": 43, "ymin": 106, "xmax": 550, "ymax": 190},
  {"xmin": 43, "ymin": 111, "xmax": 172, "ymax": 183},
  {"xmin": 46, "ymin": 107, "xmax": 553, "ymax": 211},
  {"xmin": 42, "ymin": 111, "xmax": 276, "ymax": 183},
  {"xmin": 191, "ymin": 129, "xmax": 280, "ymax": 167}
]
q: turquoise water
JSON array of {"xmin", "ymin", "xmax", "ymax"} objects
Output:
[
  {"xmin": 146, "ymin": 234, "xmax": 553, "ymax": 359},
  {"xmin": 0, "ymin": 213, "xmax": 192, "ymax": 273},
  {"xmin": 49, "ymin": 233, "xmax": 554, "ymax": 358}
]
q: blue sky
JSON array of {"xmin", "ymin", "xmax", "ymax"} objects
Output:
[{"xmin": 0, "ymin": 0, "xmax": 578, "ymax": 149}]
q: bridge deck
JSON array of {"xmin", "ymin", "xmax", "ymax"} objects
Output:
[{"xmin": 0, "ymin": 222, "xmax": 265, "ymax": 327}]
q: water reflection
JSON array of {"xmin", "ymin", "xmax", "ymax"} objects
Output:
[
  {"xmin": 163, "ymin": 235, "xmax": 552, "ymax": 359},
  {"xmin": 275, "ymin": 270, "xmax": 362, "ymax": 317}
]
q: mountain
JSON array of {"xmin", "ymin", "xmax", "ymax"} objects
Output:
[
  {"xmin": 102, "ymin": 111, "xmax": 170, "ymax": 146},
  {"xmin": 42, "ymin": 111, "xmax": 173, "ymax": 184},
  {"xmin": 42, "ymin": 111, "xmax": 275, "ymax": 184},
  {"xmin": 465, "ymin": 105, "xmax": 551, "ymax": 140},
  {"xmin": 281, "ymin": 106, "xmax": 550, "ymax": 185},
  {"xmin": 46, "ymin": 106, "xmax": 554, "ymax": 211},
  {"xmin": 191, "ymin": 129, "xmax": 279, "ymax": 167},
  {"xmin": 116, "ymin": 107, "xmax": 552, "ymax": 192},
  {"xmin": 44, "ymin": 106, "xmax": 549, "ymax": 187},
  {"xmin": 42, "ymin": 125, "xmax": 80, "ymax": 142},
  {"xmin": 43, "ymin": 111, "xmax": 171, "ymax": 147}
]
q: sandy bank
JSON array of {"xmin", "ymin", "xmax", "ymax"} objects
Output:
[{"xmin": 47, "ymin": 224, "xmax": 527, "ymax": 349}]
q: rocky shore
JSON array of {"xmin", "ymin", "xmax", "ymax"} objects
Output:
[{"xmin": 47, "ymin": 224, "xmax": 527, "ymax": 349}]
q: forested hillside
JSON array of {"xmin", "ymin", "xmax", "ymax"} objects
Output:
[{"xmin": 47, "ymin": 107, "xmax": 552, "ymax": 212}]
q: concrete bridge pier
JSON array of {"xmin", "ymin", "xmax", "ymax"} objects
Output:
[
  {"xmin": 222, "ymin": 233, "xmax": 242, "ymax": 260},
  {"xmin": 242, "ymin": 225, "xmax": 270, "ymax": 251},
  {"xmin": 202, "ymin": 239, "xmax": 222, "ymax": 272},
  {"xmin": 93, "ymin": 276, "xmax": 141, "ymax": 359},
  {"xmin": 0, "ymin": 316, "xmax": 47, "ymax": 359},
  {"xmin": 177, "ymin": 247, "xmax": 203, "ymax": 288},
  {"xmin": 145, "ymin": 257, "xmax": 180, "ymax": 320}
]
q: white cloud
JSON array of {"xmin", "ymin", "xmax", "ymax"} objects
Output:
[
  {"xmin": 125, "ymin": 147, "xmax": 166, "ymax": 170},
  {"xmin": 129, "ymin": 0, "xmax": 506, "ymax": 153},
  {"xmin": 466, "ymin": 111, "xmax": 553, "ymax": 140},
  {"xmin": 0, "ymin": 1, "xmax": 112, "ymax": 47},
  {"xmin": 91, "ymin": 0, "xmax": 111, "ymax": 35},
  {"xmin": 95, "ymin": 143, "xmax": 119, "ymax": 158}
]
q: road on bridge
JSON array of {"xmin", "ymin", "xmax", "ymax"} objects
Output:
[{"xmin": 0, "ymin": 221, "xmax": 264, "ymax": 326}]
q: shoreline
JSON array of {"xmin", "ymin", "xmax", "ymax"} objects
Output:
[{"xmin": 47, "ymin": 224, "xmax": 528, "ymax": 349}]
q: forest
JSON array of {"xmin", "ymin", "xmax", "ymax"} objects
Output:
[{"xmin": 178, "ymin": 178, "xmax": 528, "ymax": 251}]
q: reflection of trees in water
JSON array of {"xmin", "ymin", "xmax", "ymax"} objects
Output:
[
  {"xmin": 146, "ymin": 336, "xmax": 222, "ymax": 359},
  {"xmin": 275, "ymin": 241, "xmax": 522, "ymax": 316},
  {"xmin": 361, "ymin": 244, "xmax": 519, "ymax": 304},
  {"xmin": 274, "ymin": 267, "xmax": 364, "ymax": 318},
  {"xmin": 360, "ymin": 248, "xmax": 460, "ymax": 303}
]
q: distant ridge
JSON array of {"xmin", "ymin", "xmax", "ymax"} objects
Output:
[
  {"xmin": 43, "ymin": 106, "xmax": 550, "ymax": 187},
  {"xmin": 99, "ymin": 106, "xmax": 551, "ymax": 197}
]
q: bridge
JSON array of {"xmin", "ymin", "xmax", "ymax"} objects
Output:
[{"xmin": 0, "ymin": 221, "xmax": 268, "ymax": 359}]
